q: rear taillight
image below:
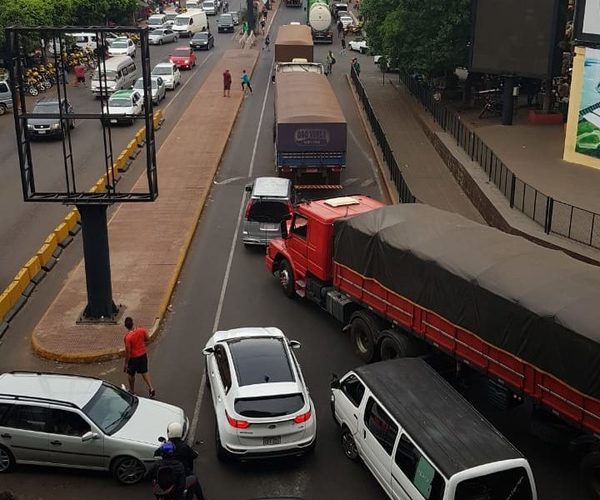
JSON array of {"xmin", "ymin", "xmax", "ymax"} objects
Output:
[
  {"xmin": 245, "ymin": 199, "xmax": 254, "ymax": 219},
  {"xmin": 294, "ymin": 409, "xmax": 312, "ymax": 424},
  {"xmin": 226, "ymin": 412, "xmax": 250, "ymax": 429}
]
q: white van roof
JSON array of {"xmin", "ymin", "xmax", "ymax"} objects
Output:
[{"xmin": 99, "ymin": 55, "xmax": 134, "ymax": 70}]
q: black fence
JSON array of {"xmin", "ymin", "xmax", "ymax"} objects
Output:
[
  {"xmin": 400, "ymin": 72, "xmax": 600, "ymax": 250},
  {"xmin": 350, "ymin": 67, "xmax": 417, "ymax": 204}
]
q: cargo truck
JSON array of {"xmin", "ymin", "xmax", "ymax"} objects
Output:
[
  {"xmin": 274, "ymin": 24, "xmax": 314, "ymax": 63},
  {"xmin": 273, "ymin": 72, "xmax": 346, "ymax": 188},
  {"xmin": 285, "ymin": 0, "xmax": 301, "ymax": 8},
  {"xmin": 265, "ymin": 196, "xmax": 600, "ymax": 497},
  {"xmin": 307, "ymin": 0, "xmax": 333, "ymax": 42}
]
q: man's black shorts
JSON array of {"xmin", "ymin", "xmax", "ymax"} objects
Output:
[{"xmin": 127, "ymin": 353, "xmax": 148, "ymax": 375}]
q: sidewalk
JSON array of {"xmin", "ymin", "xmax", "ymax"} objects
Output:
[
  {"xmin": 355, "ymin": 59, "xmax": 600, "ymax": 263},
  {"xmin": 32, "ymin": 48, "xmax": 259, "ymax": 362}
]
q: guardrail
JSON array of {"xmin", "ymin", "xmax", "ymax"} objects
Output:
[
  {"xmin": 0, "ymin": 110, "xmax": 165, "ymax": 337},
  {"xmin": 350, "ymin": 66, "xmax": 417, "ymax": 204},
  {"xmin": 399, "ymin": 72, "xmax": 600, "ymax": 250}
]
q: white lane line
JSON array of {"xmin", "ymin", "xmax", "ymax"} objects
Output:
[
  {"xmin": 187, "ymin": 58, "xmax": 273, "ymax": 445},
  {"xmin": 163, "ymin": 52, "xmax": 214, "ymax": 112}
]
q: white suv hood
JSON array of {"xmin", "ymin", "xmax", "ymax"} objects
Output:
[{"xmin": 113, "ymin": 397, "xmax": 186, "ymax": 446}]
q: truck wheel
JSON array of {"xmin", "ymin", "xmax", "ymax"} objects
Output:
[
  {"xmin": 379, "ymin": 332, "xmax": 423, "ymax": 360},
  {"xmin": 279, "ymin": 259, "xmax": 296, "ymax": 298},
  {"xmin": 581, "ymin": 452, "xmax": 600, "ymax": 498},
  {"xmin": 350, "ymin": 311, "xmax": 381, "ymax": 363}
]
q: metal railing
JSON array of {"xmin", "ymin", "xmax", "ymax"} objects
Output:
[
  {"xmin": 350, "ymin": 66, "xmax": 417, "ymax": 204},
  {"xmin": 400, "ymin": 72, "xmax": 600, "ymax": 250}
]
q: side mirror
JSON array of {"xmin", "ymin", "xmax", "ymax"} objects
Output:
[
  {"xmin": 330, "ymin": 373, "xmax": 340, "ymax": 389},
  {"xmin": 158, "ymin": 436, "xmax": 166, "ymax": 443},
  {"xmin": 81, "ymin": 431, "xmax": 100, "ymax": 442},
  {"xmin": 245, "ymin": 183, "xmax": 253, "ymax": 192},
  {"xmin": 289, "ymin": 340, "xmax": 301, "ymax": 349},
  {"xmin": 280, "ymin": 219, "xmax": 289, "ymax": 239},
  {"xmin": 203, "ymin": 346, "xmax": 214, "ymax": 355}
]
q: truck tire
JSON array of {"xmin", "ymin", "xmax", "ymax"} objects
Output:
[
  {"xmin": 379, "ymin": 332, "xmax": 422, "ymax": 360},
  {"xmin": 581, "ymin": 452, "xmax": 600, "ymax": 498},
  {"xmin": 350, "ymin": 311, "xmax": 382, "ymax": 363},
  {"xmin": 279, "ymin": 259, "xmax": 296, "ymax": 298}
]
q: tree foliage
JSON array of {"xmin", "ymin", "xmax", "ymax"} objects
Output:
[{"xmin": 360, "ymin": 0, "xmax": 471, "ymax": 77}]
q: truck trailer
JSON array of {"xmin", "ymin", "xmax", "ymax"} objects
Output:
[
  {"xmin": 273, "ymin": 72, "xmax": 346, "ymax": 188},
  {"xmin": 307, "ymin": 0, "xmax": 333, "ymax": 42},
  {"xmin": 265, "ymin": 196, "xmax": 600, "ymax": 496},
  {"xmin": 274, "ymin": 24, "xmax": 314, "ymax": 63}
]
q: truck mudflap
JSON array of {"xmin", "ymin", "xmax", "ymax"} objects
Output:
[{"xmin": 295, "ymin": 183, "xmax": 343, "ymax": 190}]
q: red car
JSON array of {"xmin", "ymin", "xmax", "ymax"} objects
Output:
[{"xmin": 169, "ymin": 47, "xmax": 197, "ymax": 70}]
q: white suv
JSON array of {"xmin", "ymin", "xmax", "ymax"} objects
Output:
[
  {"xmin": 0, "ymin": 372, "xmax": 188, "ymax": 484},
  {"xmin": 203, "ymin": 327, "xmax": 316, "ymax": 460}
]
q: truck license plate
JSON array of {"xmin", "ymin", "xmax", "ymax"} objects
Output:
[
  {"xmin": 263, "ymin": 436, "xmax": 281, "ymax": 445},
  {"xmin": 304, "ymin": 168, "xmax": 318, "ymax": 173},
  {"xmin": 111, "ymin": 119, "xmax": 118, "ymax": 124}
]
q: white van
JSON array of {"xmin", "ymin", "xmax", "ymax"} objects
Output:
[
  {"xmin": 331, "ymin": 359, "xmax": 538, "ymax": 500},
  {"xmin": 70, "ymin": 32, "xmax": 97, "ymax": 51},
  {"xmin": 90, "ymin": 55, "xmax": 139, "ymax": 97},
  {"xmin": 202, "ymin": 0, "xmax": 217, "ymax": 15},
  {"xmin": 172, "ymin": 9, "xmax": 208, "ymax": 37},
  {"xmin": 185, "ymin": 0, "xmax": 201, "ymax": 8},
  {"xmin": 147, "ymin": 13, "xmax": 168, "ymax": 29}
]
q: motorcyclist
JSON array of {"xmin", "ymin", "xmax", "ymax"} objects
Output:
[
  {"xmin": 150, "ymin": 441, "xmax": 187, "ymax": 500},
  {"xmin": 166, "ymin": 422, "xmax": 206, "ymax": 500}
]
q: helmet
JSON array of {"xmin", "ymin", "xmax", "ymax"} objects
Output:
[
  {"xmin": 166, "ymin": 422, "xmax": 183, "ymax": 439},
  {"xmin": 159, "ymin": 440, "xmax": 176, "ymax": 456}
]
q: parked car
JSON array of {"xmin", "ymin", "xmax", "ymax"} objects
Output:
[
  {"xmin": 108, "ymin": 37, "xmax": 136, "ymax": 58},
  {"xmin": 148, "ymin": 28, "xmax": 179, "ymax": 45},
  {"xmin": 229, "ymin": 11, "xmax": 240, "ymax": 25},
  {"xmin": 0, "ymin": 371, "xmax": 188, "ymax": 484},
  {"xmin": 169, "ymin": 47, "xmax": 197, "ymax": 70},
  {"xmin": 133, "ymin": 76, "xmax": 166, "ymax": 105},
  {"xmin": 339, "ymin": 14, "xmax": 353, "ymax": 30},
  {"xmin": 331, "ymin": 2, "xmax": 348, "ymax": 19},
  {"xmin": 27, "ymin": 97, "xmax": 75, "ymax": 138},
  {"xmin": 242, "ymin": 177, "xmax": 293, "ymax": 246},
  {"xmin": 203, "ymin": 327, "xmax": 316, "ymax": 460},
  {"xmin": 0, "ymin": 80, "xmax": 13, "ymax": 116},
  {"xmin": 190, "ymin": 31, "xmax": 214, "ymax": 50},
  {"xmin": 217, "ymin": 13, "xmax": 235, "ymax": 32},
  {"xmin": 103, "ymin": 89, "xmax": 144, "ymax": 125},
  {"xmin": 348, "ymin": 38, "xmax": 368, "ymax": 53},
  {"xmin": 151, "ymin": 62, "xmax": 181, "ymax": 90}
]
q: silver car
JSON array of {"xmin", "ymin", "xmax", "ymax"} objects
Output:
[
  {"xmin": 148, "ymin": 28, "xmax": 179, "ymax": 45},
  {"xmin": 133, "ymin": 76, "xmax": 167, "ymax": 105},
  {"xmin": 0, "ymin": 372, "xmax": 188, "ymax": 484},
  {"xmin": 242, "ymin": 177, "xmax": 293, "ymax": 246}
]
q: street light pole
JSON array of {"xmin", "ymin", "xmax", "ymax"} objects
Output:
[{"xmin": 247, "ymin": 0, "xmax": 254, "ymax": 33}]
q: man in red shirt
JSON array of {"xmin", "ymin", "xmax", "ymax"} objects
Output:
[
  {"xmin": 123, "ymin": 316, "xmax": 156, "ymax": 398},
  {"xmin": 223, "ymin": 68, "xmax": 232, "ymax": 97},
  {"xmin": 74, "ymin": 61, "xmax": 86, "ymax": 87}
]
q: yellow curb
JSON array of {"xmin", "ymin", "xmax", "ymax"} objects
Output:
[
  {"xmin": 36, "ymin": 243, "xmax": 53, "ymax": 268},
  {"xmin": 0, "ymin": 290, "xmax": 12, "ymax": 320},
  {"xmin": 12, "ymin": 268, "xmax": 30, "ymax": 297},
  {"xmin": 54, "ymin": 222, "xmax": 69, "ymax": 245},
  {"xmin": 345, "ymin": 74, "xmax": 397, "ymax": 205},
  {"xmin": 64, "ymin": 211, "xmax": 79, "ymax": 232},
  {"xmin": 24, "ymin": 256, "xmax": 42, "ymax": 281},
  {"xmin": 45, "ymin": 233, "xmax": 58, "ymax": 253},
  {"xmin": 4, "ymin": 281, "xmax": 19, "ymax": 309}
]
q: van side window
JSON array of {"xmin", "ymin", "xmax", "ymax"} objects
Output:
[
  {"xmin": 214, "ymin": 345, "xmax": 232, "ymax": 393},
  {"xmin": 190, "ymin": 18, "xmax": 194, "ymax": 25},
  {"xmin": 0, "ymin": 82, "xmax": 9, "ymax": 93},
  {"xmin": 122, "ymin": 66, "xmax": 129, "ymax": 76},
  {"xmin": 395, "ymin": 434, "xmax": 445, "ymax": 500},
  {"xmin": 364, "ymin": 398, "xmax": 397, "ymax": 455},
  {"xmin": 131, "ymin": 63, "xmax": 137, "ymax": 73},
  {"xmin": 341, "ymin": 374, "xmax": 365, "ymax": 407}
]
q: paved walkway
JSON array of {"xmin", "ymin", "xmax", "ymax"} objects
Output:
[{"xmin": 32, "ymin": 49, "xmax": 259, "ymax": 362}]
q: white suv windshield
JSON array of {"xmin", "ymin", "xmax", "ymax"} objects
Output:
[
  {"xmin": 152, "ymin": 67, "xmax": 172, "ymax": 75},
  {"xmin": 175, "ymin": 17, "xmax": 190, "ymax": 26},
  {"xmin": 83, "ymin": 383, "xmax": 137, "ymax": 434}
]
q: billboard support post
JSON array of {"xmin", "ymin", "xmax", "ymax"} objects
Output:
[{"xmin": 501, "ymin": 76, "xmax": 515, "ymax": 126}]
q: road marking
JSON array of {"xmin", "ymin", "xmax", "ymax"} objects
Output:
[
  {"xmin": 213, "ymin": 176, "xmax": 246, "ymax": 185},
  {"xmin": 188, "ymin": 58, "xmax": 273, "ymax": 445},
  {"xmin": 163, "ymin": 53, "xmax": 214, "ymax": 112}
]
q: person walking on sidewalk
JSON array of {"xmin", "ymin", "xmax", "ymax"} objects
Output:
[
  {"xmin": 326, "ymin": 50, "xmax": 336, "ymax": 74},
  {"xmin": 223, "ymin": 68, "xmax": 232, "ymax": 97},
  {"xmin": 260, "ymin": 17, "xmax": 266, "ymax": 34},
  {"xmin": 351, "ymin": 57, "xmax": 361, "ymax": 77},
  {"xmin": 340, "ymin": 38, "xmax": 346, "ymax": 56},
  {"xmin": 241, "ymin": 69, "xmax": 252, "ymax": 94},
  {"xmin": 74, "ymin": 61, "xmax": 86, "ymax": 87},
  {"xmin": 264, "ymin": 34, "xmax": 271, "ymax": 51},
  {"xmin": 123, "ymin": 316, "xmax": 156, "ymax": 398}
]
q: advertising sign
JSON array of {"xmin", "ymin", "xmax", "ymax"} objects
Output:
[{"xmin": 574, "ymin": 0, "xmax": 600, "ymax": 45}]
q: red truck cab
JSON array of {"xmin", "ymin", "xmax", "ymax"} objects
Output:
[{"xmin": 266, "ymin": 196, "xmax": 384, "ymax": 295}]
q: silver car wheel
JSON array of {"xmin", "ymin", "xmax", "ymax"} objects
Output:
[
  {"xmin": 0, "ymin": 446, "xmax": 14, "ymax": 472},
  {"xmin": 113, "ymin": 456, "xmax": 145, "ymax": 484}
]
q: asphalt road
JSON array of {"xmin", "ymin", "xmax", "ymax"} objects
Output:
[
  {"xmin": 0, "ymin": 27, "xmax": 228, "ymax": 291},
  {"xmin": 0, "ymin": 4, "xmax": 591, "ymax": 500}
]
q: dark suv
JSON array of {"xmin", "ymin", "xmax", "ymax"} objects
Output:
[
  {"xmin": 27, "ymin": 97, "xmax": 75, "ymax": 139},
  {"xmin": 190, "ymin": 31, "xmax": 214, "ymax": 50}
]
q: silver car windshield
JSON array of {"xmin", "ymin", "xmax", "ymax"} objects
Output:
[
  {"xmin": 152, "ymin": 67, "xmax": 172, "ymax": 76},
  {"xmin": 83, "ymin": 383, "xmax": 138, "ymax": 435},
  {"xmin": 135, "ymin": 79, "xmax": 157, "ymax": 89}
]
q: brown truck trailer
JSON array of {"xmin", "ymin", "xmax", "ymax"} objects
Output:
[
  {"xmin": 274, "ymin": 72, "xmax": 346, "ymax": 188},
  {"xmin": 274, "ymin": 24, "xmax": 314, "ymax": 62}
]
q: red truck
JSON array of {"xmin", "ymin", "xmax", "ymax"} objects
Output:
[{"xmin": 265, "ymin": 195, "xmax": 600, "ymax": 495}]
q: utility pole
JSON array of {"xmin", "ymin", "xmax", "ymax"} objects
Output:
[{"xmin": 246, "ymin": 0, "xmax": 254, "ymax": 33}]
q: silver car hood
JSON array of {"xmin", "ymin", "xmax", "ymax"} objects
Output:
[{"xmin": 112, "ymin": 397, "xmax": 185, "ymax": 446}]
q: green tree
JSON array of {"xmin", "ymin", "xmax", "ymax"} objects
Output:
[{"xmin": 360, "ymin": 0, "xmax": 471, "ymax": 77}]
